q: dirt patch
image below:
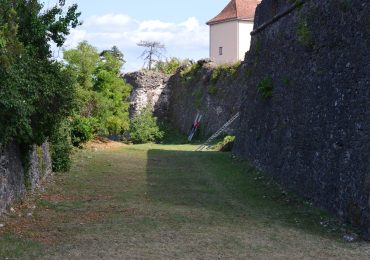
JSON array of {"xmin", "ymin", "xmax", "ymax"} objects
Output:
[
  {"xmin": 40, "ymin": 194, "xmax": 82, "ymax": 203},
  {"xmin": 83, "ymin": 137, "xmax": 126, "ymax": 151}
]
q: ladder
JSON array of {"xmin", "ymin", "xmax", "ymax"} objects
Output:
[
  {"xmin": 188, "ymin": 112, "xmax": 202, "ymax": 142},
  {"xmin": 195, "ymin": 112, "xmax": 240, "ymax": 151}
]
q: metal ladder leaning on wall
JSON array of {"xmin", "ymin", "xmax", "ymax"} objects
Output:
[{"xmin": 195, "ymin": 112, "xmax": 240, "ymax": 151}]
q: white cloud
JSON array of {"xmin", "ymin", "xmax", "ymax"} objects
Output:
[
  {"xmin": 87, "ymin": 14, "xmax": 133, "ymax": 26},
  {"xmin": 180, "ymin": 17, "xmax": 201, "ymax": 31},
  {"xmin": 63, "ymin": 14, "xmax": 209, "ymax": 72},
  {"xmin": 138, "ymin": 20, "xmax": 176, "ymax": 32}
]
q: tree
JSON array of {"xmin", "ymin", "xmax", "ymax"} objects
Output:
[
  {"xmin": 64, "ymin": 41, "xmax": 100, "ymax": 91},
  {"xmin": 0, "ymin": 0, "xmax": 81, "ymax": 171},
  {"xmin": 64, "ymin": 42, "xmax": 131, "ymax": 144},
  {"xmin": 137, "ymin": 40, "xmax": 165, "ymax": 70},
  {"xmin": 94, "ymin": 50, "xmax": 131, "ymax": 135},
  {"xmin": 0, "ymin": 0, "xmax": 81, "ymax": 145},
  {"xmin": 100, "ymin": 46, "xmax": 125, "ymax": 64}
]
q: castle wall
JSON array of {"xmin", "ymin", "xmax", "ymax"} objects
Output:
[{"xmin": 233, "ymin": 0, "xmax": 370, "ymax": 239}]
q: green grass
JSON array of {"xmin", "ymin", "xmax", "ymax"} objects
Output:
[
  {"xmin": 0, "ymin": 234, "xmax": 41, "ymax": 258},
  {"xmin": 0, "ymin": 144, "xmax": 369, "ymax": 259}
]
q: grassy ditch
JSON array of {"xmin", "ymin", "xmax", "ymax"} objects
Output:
[{"xmin": 0, "ymin": 144, "xmax": 368, "ymax": 259}]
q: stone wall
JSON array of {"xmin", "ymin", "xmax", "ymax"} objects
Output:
[
  {"xmin": 167, "ymin": 60, "xmax": 244, "ymax": 137},
  {"xmin": 233, "ymin": 0, "xmax": 370, "ymax": 239},
  {"xmin": 0, "ymin": 142, "xmax": 52, "ymax": 214},
  {"xmin": 124, "ymin": 62, "xmax": 245, "ymax": 138},
  {"xmin": 0, "ymin": 143, "xmax": 25, "ymax": 214},
  {"xmin": 124, "ymin": 70, "xmax": 170, "ymax": 119}
]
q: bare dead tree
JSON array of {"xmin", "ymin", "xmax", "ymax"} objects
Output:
[{"xmin": 137, "ymin": 41, "xmax": 165, "ymax": 70}]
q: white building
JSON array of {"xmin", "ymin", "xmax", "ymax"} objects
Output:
[{"xmin": 207, "ymin": 0, "xmax": 260, "ymax": 64}]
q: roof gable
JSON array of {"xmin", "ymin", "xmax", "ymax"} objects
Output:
[{"xmin": 207, "ymin": 0, "xmax": 260, "ymax": 25}]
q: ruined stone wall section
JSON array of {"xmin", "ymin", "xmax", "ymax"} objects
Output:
[
  {"xmin": 233, "ymin": 0, "xmax": 370, "ymax": 239},
  {"xmin": 0, "ymin": 143, "xmax": 26, "ymax": 214},
  {"xmin": 124, "ymin": 63, "xmax": 246, "ymax": 138},
  {"xmin": 124, "ymin": 70, "xmax": 170, "ymax": 119},
  {"xmin": 0, "ymin": 142, "xmax": 52, "ymax": 213}
]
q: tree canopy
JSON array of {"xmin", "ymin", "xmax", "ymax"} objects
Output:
[
  {"xmin": 0, "ymin": 0, "xmax": 81, "ymax": 145},
  {"xmin": 63, "ymin": 42, "xmax": 131, "ymax": 145}
]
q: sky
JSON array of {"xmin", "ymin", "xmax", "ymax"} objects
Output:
[{"xmin": 44, "ymin": 0, "xmax": 230, "ymax": 72}]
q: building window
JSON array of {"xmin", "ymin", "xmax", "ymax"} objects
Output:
[{"xmin": 219, "ymin": 47, "xmax": 223, "ymax": 55}]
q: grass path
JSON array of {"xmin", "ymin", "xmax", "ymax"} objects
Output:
[{"xmin": 0, "ymin": 144, "xmax": 369, "ymax": 259}]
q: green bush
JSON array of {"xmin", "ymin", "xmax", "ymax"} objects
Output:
[
  {"xmin": 50, "ymin": 121, "xmax": 74, "ymax": 172},
  {"xmin": 257, "ymin": 77, "xmax": 274, "ymax": 99},
  {"xmin": 155, "ymin": 57, "xmax": 188, "ymax": 75},
  {"xmin": 211, "ymin": 61, "xmax": 241, "ymax": 84},
  {"xmin": 70, "ymin": 116, "xmax": 98, "ymax": 147},
  {"xmin": 213, "ymin": 136, "xmax": 236, "ymax": 151},
  {"xmin": 179, "ymin": 62, "xmax": 201, "ymax": 86},
  {"xmin": 129, "ymin": 108, "xmax": 164, "ymax": 144}
]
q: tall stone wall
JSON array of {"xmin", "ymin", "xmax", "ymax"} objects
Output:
[
  {"xmin": 167, "ymin": 60, "xmax": 245, "ymax": 137},
  {"xmin": 0, "ymin": 142, "xmax": 52, "ymax": 214},
  {"xmin": 233, "ymin": 0, "xmax": 370, "ymax": 239}
]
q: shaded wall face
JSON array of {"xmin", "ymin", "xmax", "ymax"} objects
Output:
[
  {"xmin": 0, "ymin": 143, "xmax": 25, "ymax": 214},
  {"xmin": 0, "ymin": 142, "xmax": 52, "ymax": 214},
  {"xmin": 233, "ymin": 0, "xmax": 370, "ymax": 238},
  {"xmin": 167, "ymin": 61, "xmax": 245, "ymax": 139}
]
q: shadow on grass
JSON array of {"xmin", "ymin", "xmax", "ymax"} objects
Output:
[{"xmin": 146, "ymin": 148, "xmax": 346, "ymax": 239}]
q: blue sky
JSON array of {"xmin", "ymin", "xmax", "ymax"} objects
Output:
[{"xmin": 44, "ymin": 0, "xmax": 230, "ymax": 72}]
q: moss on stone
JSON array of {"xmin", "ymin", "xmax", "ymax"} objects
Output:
[
  {"xmin": 257, "ymin": 77, "xmax": 274, "ymax": 99},
  {"xmin": 297, "ymin": 20, "xmax": 314, "ymax": 48}
]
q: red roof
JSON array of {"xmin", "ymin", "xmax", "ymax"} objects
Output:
[{"xmin": 207, "ymin": 0, "xmax": 260, "ymax": 25}]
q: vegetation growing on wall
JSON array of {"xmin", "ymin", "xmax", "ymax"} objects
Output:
[
  {"xmin": 179, "ymin": 62, "xmax": 202, "ymax": 86},
  {"xmin": 211, "ymin": 61, "xmax": 241, "ymax": 84},
  {"xmin": 192, "ymin": 89, "xmax": 203, "ymax": 109},
  {"xmin": 177, "ymin": 61, "xmax": 242, "ymax": 110},
  {"xmin": 257, "ymin": 77, "xmax": 274, "ymax": 99},
  {"xmin": 155, "ymin": 57, "xmax": 189, "ymax": 75},
  {"xmin": 297, "ymin": 19, "xmax": 314, "ymax": 48},
  {"xmin": 207, "ymin": 85, "xmax": 218, "ymax": 95}
]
